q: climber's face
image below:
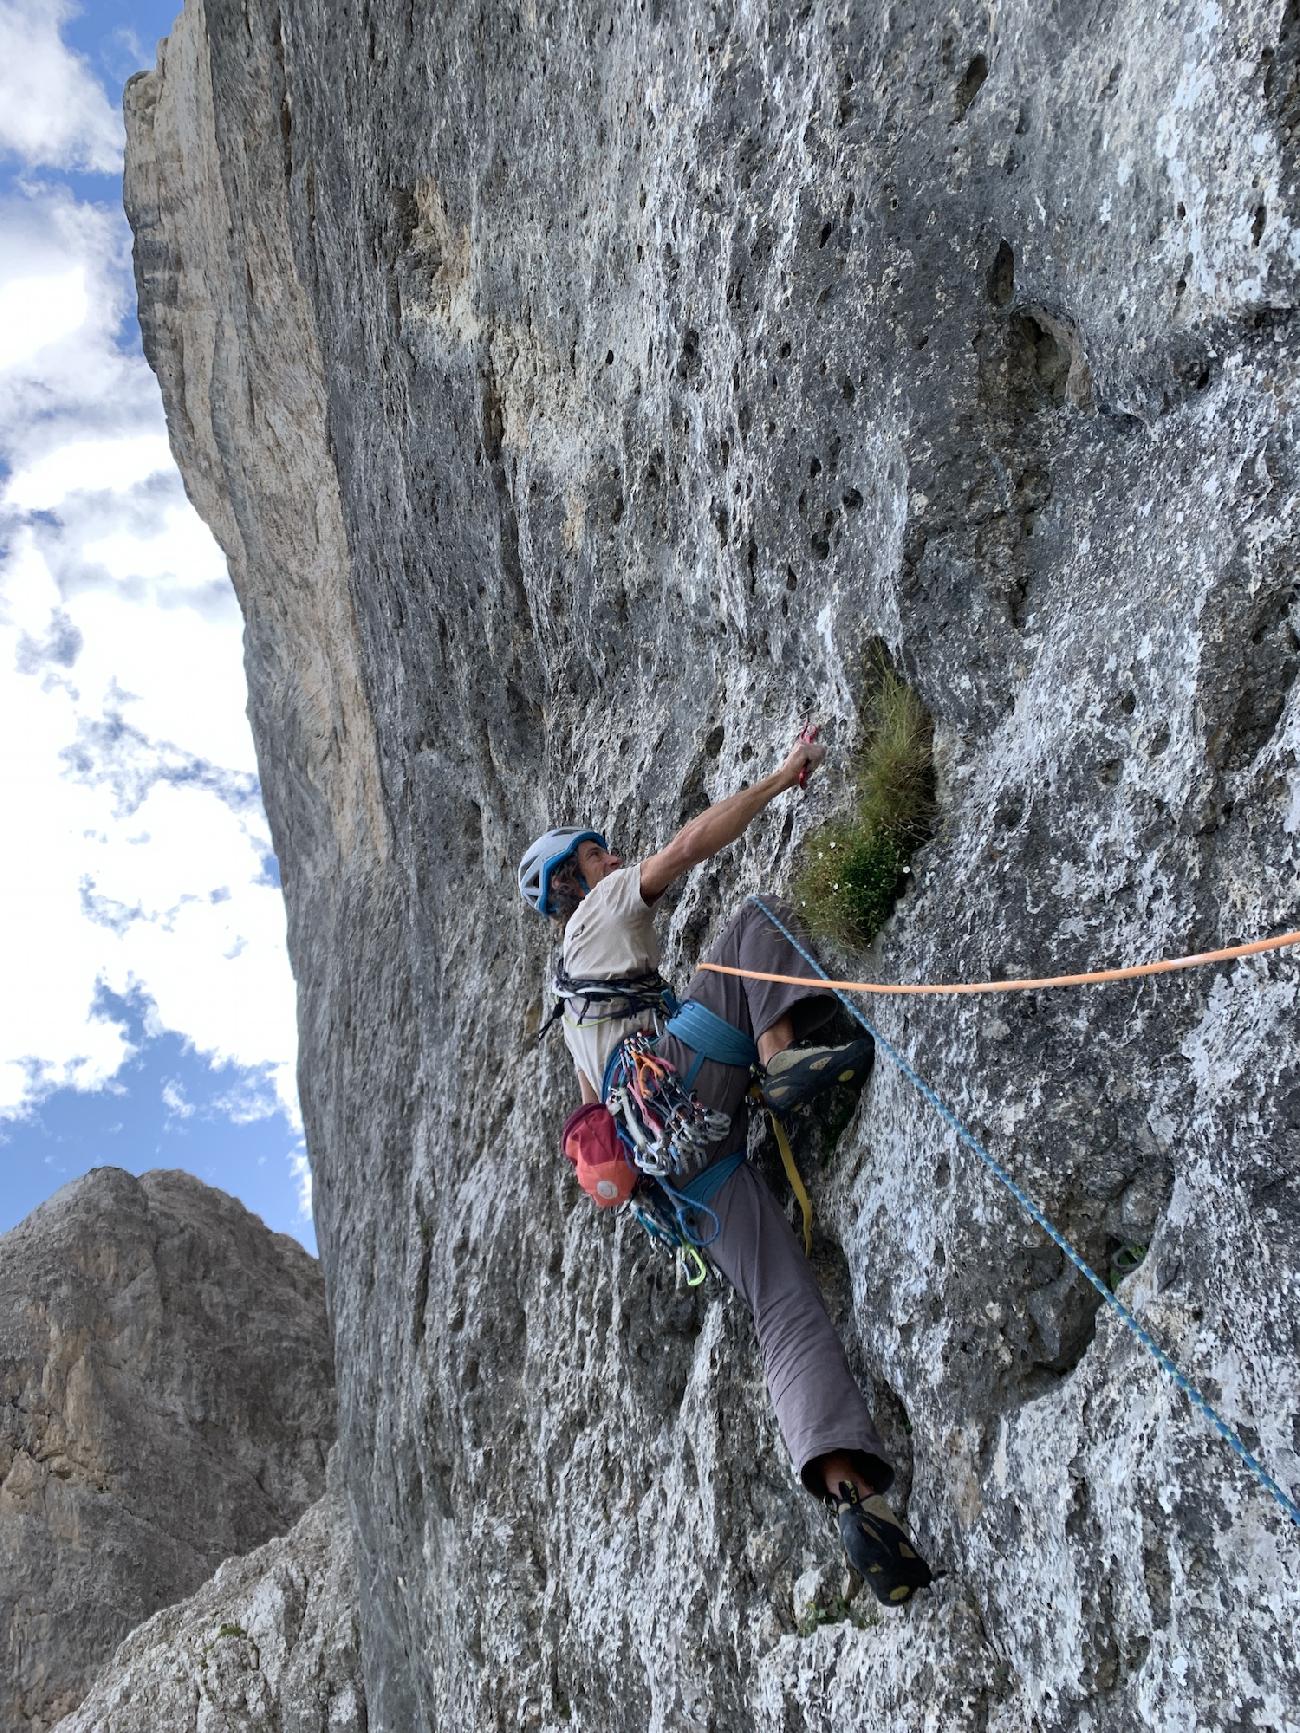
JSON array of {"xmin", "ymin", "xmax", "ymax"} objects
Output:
[{"xmin": 575, "ymin": 838, "xmax": 623, "ymax": 889}]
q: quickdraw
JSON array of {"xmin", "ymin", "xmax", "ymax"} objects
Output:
[
  {"xmin": 633, "ymin": 1190, "xmax": 711, "ymax": 1286},
  {"xmin": 605, "ymin": 1031, "xmax": 731, "ymax": 1179},
  {"xmin": 602, "ymin": 1031, "xmax": 735, "ymax": 1264}
]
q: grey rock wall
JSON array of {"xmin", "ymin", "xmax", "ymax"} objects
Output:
[
  {"xmin": 0, "ymin": 1169, "xmax": 334, "ymax": 1731},
  {"xmin": 50, "ymin": 1456, "xmax": 363, "ymax": 1733},
  {"xmin": 125, "ymin": 2, "xmax": 1300, "ymax": 1729}
]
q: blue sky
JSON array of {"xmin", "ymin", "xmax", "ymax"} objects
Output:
[{"xmin": 0, "ymin": 2, "xmax": 315, "ymax": 1252}]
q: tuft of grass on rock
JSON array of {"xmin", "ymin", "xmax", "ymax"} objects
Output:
[
  {"xmin": 797, "ymin": 1593, "xmax": 880, "ymax": 1637},
  {"xmin": 793, "ymin": 656, "xmax": 935, "ymax": 949}
]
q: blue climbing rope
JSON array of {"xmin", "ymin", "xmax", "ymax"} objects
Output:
[{"xmin": 750, "ymin": 896, "xmax": 1300, "ymax": 1532}]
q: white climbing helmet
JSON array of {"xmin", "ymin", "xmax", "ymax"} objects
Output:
[{"xmin": 518, "ymin": 827, "xmax": 608, "ymax": 917}]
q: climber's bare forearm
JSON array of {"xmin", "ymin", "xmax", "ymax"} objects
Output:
[
  {"xmin": 640, "ymin": 770, "xmax": 792, "ymax": 900},
  {"xmin": 637, "ymin": 734, "xmax": 825, "ymax": 902},
  {"xmin": 675, "ymin": 770, "xmax": 793, "ymax": 862}
]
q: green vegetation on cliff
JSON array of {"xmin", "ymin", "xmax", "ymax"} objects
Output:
[{"xmin": 793, "ymin": 655, "xmax": 935, "ymax": 947}]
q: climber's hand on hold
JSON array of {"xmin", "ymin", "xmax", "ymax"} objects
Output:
[{"xmin": 780, "ymin": 734, "xmax": 825, "ymax": 789}]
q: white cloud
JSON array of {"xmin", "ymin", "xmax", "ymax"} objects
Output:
[
  {"xmin": 210, "ymin": 1073, "xmax": 288, "ymax": 1126},
  {"xmin": 0, "ymin": 263, "xmax": 90, "ymax": 368},
  {"xmin": 0, "ymin": 585, "xmax": 298, "ymax": 1118},
  {"xmin": 0, "ymin": 188, "xmax": 149, "ymax": 447},
  {"xmin": 3, "ymin": 430, "xmax": 173, "ymax": 509},
  {"xmin": 289, "ymin": 1150, "xmax": 312, "ymax": 1223},
  {"xmin": 0, "ymin": 1016, "xmax": 134, "ymax": 1116},
  {"xmin": 0, "ymin": 181, "xmax": 301, "ymax": 1134},
  {"xmin": 0, "ymin": 1, "xmax": 124, "ymax": 174},
  {"xmin": 161, "ymin": 1078, "xmax": 194, "ymax": 1120}
]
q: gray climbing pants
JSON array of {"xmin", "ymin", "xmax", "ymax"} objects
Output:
[{"xmin": 656, "ymin": 895, "xmax": 894, "ymax": 1497}]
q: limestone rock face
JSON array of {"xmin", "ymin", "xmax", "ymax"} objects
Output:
[
  {"xmin": 0, "ymin": 1169, "xmax": 334, "ymax": 1731},
  {"xmin": 125, "ymin": 2, "xmax": 1300, "ymax": 1730},
  {"xmin": 50, "ymin": 1459, "xmax": 363, "ymax": 1733}
]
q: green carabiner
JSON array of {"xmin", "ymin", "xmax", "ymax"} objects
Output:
[{"xmin": 680, "ymin": 1245, "xmax": 708, "ymax": 1288}]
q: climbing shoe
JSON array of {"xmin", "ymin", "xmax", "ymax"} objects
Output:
[
  {"xmin": 760, "ymin": 1037, "xmax": 874, "ymax": 1109},
  {"xmin": 833, "ymin": 1482, "xmax": 932, "ymax": 1607}
]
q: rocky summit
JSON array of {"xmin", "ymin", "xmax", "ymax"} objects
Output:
[
  {"xmin": 123, "ymin": 1, "xmax": 1299, "ymax": 1728},
  {"xmin": 0, "ymin": 1168, "xmax": 334, "ymax": 1731}
]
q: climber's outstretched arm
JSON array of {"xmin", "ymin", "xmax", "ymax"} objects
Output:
[{"xmin": 639, "ymin": 736, "xmax": 825, "ymax": 903}]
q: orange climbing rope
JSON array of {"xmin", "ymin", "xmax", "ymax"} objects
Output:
[{"xmin": 699, "ymin": 929, "xmax": 1300, "ymax": 997}]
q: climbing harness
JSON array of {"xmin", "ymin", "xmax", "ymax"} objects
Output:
[
  {"xmin": 601, "ymin": 1031, "xmax": 733, "ymax": 1249},
  {"xmin": 536, "ymin": 964, "xmax": 678, "ymax": 1045},
  {"xmin": 602, "ymin": 1031, "xmax": 732, "ymax": 1177},
  {"xmin": 663, "ymin": 999, "xmax": 759, "ymax": 1081},
  {"xmin": 557, "ymin": 1038, "xmax": 727, "ymax": 1268},
  {"xmin": 655, "ymin": 1000, "xmax": 815, "ymax": 1254},
  {"xmin": 661, "ymin": 999, "xmax": 814, "ymax": 1250},
  {"xmin": 744, "ymin": 895, "xmax": 1300, "ymax": 1531}
]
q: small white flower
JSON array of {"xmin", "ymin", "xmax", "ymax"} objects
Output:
[
  {"xmin": 832, "ymin": 882, "xmax": 839, "ymax": 891},
  {"xmin": 829, "ymin": 841, "xmax": 837, "ymax": 849}
]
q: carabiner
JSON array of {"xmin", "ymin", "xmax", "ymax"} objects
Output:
[{"xmin": 679, "ymin": 1245, "xmax": 708, "ymax": 1287}]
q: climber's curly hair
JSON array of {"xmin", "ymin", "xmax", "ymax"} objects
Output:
[{"xmin": 547, "ymin": 858, "xmax": 586, "ymax": 928}]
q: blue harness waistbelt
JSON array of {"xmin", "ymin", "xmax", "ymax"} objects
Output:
[
  {"xmin": 675, "ymin": 1147, "xmax": 747, "ymax": 1205},
  {"xmin": 655, "ymin": 999, "xmax": 756, "ymax": 1235},
  {"xmin": 662, "ymin": 998, "xmax": 759, "ymax": 1086}
]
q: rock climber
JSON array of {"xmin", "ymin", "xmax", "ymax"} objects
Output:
[{"xmin": 518, "ymin": 736, "xmax": 933, "ymax": 1605}]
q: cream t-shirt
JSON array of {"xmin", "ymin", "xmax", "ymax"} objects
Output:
[{"xmin": 560, "ymin": 864, "xmax": 662, "ymax": 1095}]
